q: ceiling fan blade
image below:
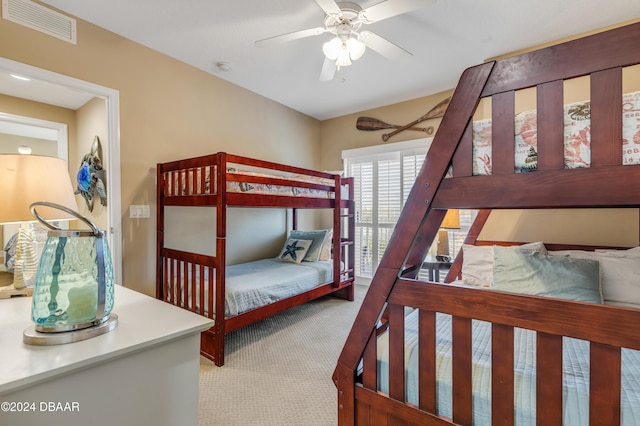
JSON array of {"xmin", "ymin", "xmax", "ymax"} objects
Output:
[
  {"xmin": 319, "ymin": 57, "xmax": 336, "ymax": 81},
  {"xmin": 255, "ymin": 27, "xmax": 327, "ymax": 47},
  {"xmin": 360, "ymin": 31, "xmax": 412, "ymax": 61},
  {"xmin": 359, "ymin": 0, "xmax": 435, "ymax": 24},
  {"xmin": 314, "ymin": 0, "xmax": 342, "ymax": 16}
]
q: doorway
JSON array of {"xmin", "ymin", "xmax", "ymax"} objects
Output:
[{"xmin": 0, "ymin": 57, "xmax": 122, "ymax": 284}]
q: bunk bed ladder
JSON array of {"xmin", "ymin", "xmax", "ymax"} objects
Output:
[
  {"xmin": 336, "ymin": 176, "xmax": 356, "ymax": 299},
  {"xmin": 341, "ymin": 177, "xmax": 356, "ymax": 288},
  {"xmin": 334, "ymin": 61, "xmax": 496, "ymax": 425}
]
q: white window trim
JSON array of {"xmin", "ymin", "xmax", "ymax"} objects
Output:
[{"xmin": 342, "ymin": 138, "xmax": 432, "ymax": 162}]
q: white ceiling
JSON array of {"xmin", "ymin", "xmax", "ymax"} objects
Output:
[
  {"xmin": 0, "ymin": 69, "xmax": 93, "ymax": 110},
  {"xmin": 8, "ymin": 1, "xmax": 640, "ymax": 120}
]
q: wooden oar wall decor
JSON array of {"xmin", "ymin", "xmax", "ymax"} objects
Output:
[{"xmin": 356, "ymin": 96, "xmax": 451, "ymax": 141}]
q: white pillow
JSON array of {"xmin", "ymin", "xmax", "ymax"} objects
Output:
[
  {"xmin": 595, "ymin": 246, "xmax": 640, "ymax": 256},
  {"xmin": 318, "ymin": 229, "xmax": 333, "ymax": 261},
  {"xmin": 549, "ymin": 249, "xmax": 640, "ymax": 307},
  {"xmin": 461, "ymin": 242, "xmax": 547, "ymax": 287}
]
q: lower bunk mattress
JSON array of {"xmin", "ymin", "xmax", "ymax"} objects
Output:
[
  {"xmin": 225, "ymin": 258, "xmax": 334, "ymax": 316},
  {"xmin": 169, "ymin": 258, "xmax": 334, "ymax": 317},
  {"xmin": 377, "ymin": 309, "xmax": 640, "ymax": 425}
]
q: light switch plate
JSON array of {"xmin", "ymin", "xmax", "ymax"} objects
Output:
[{"xmin": 130, "ymin": 205, "xmax": 150, "ymax": 218}]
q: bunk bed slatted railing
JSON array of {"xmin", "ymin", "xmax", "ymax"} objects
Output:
[
  {"xmin": 160, "ymin": 248, "xmax": 217, "ymax": 319},
  {"xmin": 336, "ymin": 21, "xmax": 640, "ymax": 426}
]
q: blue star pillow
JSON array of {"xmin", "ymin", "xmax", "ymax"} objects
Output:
[{"xmin": 277, "ymin": 238, "xmax": 313, "ymax": 264}]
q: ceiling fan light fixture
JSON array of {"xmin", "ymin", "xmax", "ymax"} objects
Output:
[
  {"xmin": 323, "ymin": 34, "xmax": 366, "ymax": 70},
  {"xmin": 336, "ymin": 48, "xmax": 352, "ymax": 69},
  {"xmin": 346, "ymin": 36, "xmax": 366, "ymax": 60},
  {"xmin": 322, "ymin": 37, "xmax": 342, "ymax": 60}
]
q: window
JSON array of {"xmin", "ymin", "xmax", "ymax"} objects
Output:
[
  {"xmin": 343, "ymin": 139, "xmax": 430, "ymax": 281},
  {"xmin": 343, "ymin": 139, "xmax": 476, "ymax": 283}
]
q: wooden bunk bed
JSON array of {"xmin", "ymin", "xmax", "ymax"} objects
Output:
[
  {"xmin": 335, "ymin": 22, "xmax": 640, "ymax": 425},
  {"xmin": 156, "ymin": 152, "xmax": 355, "ymax": 366}
]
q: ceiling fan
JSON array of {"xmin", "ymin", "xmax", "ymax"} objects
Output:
[{"xmin": 255, "ymin": 0, "xmax": 435, "ymax": 81}]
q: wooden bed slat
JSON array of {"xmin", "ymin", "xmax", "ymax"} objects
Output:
[
  {"xmin": 418, "ymin": 309, "xmax": 437, "ymax": 413},
  {"xmin": 451, "ymin": 120, "xmax": 473, "ymax": 177},
  {"xmin": 591, "ymin": 67, "xmax": 623, "ymax": 167},
  {"xmin": 362, "ymin": 331, "xmax": 377, "ymax": 390},
  {"xmin": 536, "ymin": 80, "xmax": 565, "ymax": 170},
  {"xmin": 452, "ymin": 316, "xmax": 473, "ymax": 425},
  {"xmin": 589, "ymin": 343, "xmax": 622, "ymax": 425},
  {"xmin": 536, "ymin": 332, "xmax": 563, "ymax": 425},
  {"xmin": 491, "ymin": 91, "xmax": 516, "ymax": 175},
  {"xmin": 388, "ymin": 303, "xmax": 406, "ymax": 401},
  {"xmin": 199, "ymin": 264, "xmax": 205, "ymax": 316},
  {"xmin": 491, "ymin": 323, "xmax": 514, "ymax": 425}
]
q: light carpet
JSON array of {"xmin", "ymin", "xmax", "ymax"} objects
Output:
[{"xmin": 198, "ymin": 285, "xmax": 366, "ymax": 426}]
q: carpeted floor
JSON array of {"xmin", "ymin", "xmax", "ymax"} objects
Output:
[{"xmin": 198, "ymin": 285, "xmax": 366, "ymax": 426}]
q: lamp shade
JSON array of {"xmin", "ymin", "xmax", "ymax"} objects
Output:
[
  {"xmin": 0, "ymin": 154, "xmax": 78, "ymax": 224},
  {"xmin": 322, "ymin": 37, "xmax": 342, "ymax": 60},
  {"xmin": 441, "ymin": 209, "xmax": 460, "ymax": 229}
]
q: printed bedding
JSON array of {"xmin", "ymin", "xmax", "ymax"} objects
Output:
[
  {"xmin": 472, "ymin": 91, "xmax": 640, "ymax": 175},
  {"xmin": 377, "ymin": 309, "xmax": 640, "ymax": 425},
  {"xmin": 173, "ymin": 166, "xmax": 341, "ymax": 198},
  {"xmin": 171, "ymin": 258, "xmax": 334, "ymax": 317}
]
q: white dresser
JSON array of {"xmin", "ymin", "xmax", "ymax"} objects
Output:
[{"xmin": 0, "ymin": 285, "xmax": 213, "ymax": 426}]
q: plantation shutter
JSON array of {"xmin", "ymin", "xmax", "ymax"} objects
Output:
[{"xmin": 343, "ymin": 139, "xmax": 432, "ymax": 280}]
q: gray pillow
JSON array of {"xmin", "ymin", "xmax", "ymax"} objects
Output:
[
  {"xmin": 492, "ymin": 246, "xmax": 602, "ymax": 303},
  {"xmin": 288, "ymin": 230, "xmax": 328, "ymax": 262}
]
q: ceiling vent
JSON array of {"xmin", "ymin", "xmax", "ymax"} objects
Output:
[{"xmin": 2, "ymin": 0, "xmax": 76, "ymax": 44}]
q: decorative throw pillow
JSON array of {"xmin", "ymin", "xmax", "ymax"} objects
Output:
[
  {"xmin": 277, "ymin": 238, "xmax": 313, "ymax": 264},
  {"xmin": 549, "ymin": 249, "xmax": 640, "ymax": 307},
  {"xmin": 461, "ymin": 242, "xmax": 547, "ymax": 287},
  {"xmin": 289, "ymin": 230, "xmax": 328, "ymax": 262},
  {"xmin": 492, "ymin": 246, "xmax": 602, "ymax": 303}
]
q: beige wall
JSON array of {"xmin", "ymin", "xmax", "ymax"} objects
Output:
[
  {"xmin": 0, "ymin": 94, "xmax": 76, "ymax": 139},
  {"xmin": 1, "ymin": 9, "xmax": 320, "ymax": 295},
  {"xmin": 319, "ymin": 90, "xmax": 453, "ymax": 171}
]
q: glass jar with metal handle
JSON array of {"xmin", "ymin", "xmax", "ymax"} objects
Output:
[{"xmin": 29, "ymin": 202, "xmax": 114, "ymax": 333}]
